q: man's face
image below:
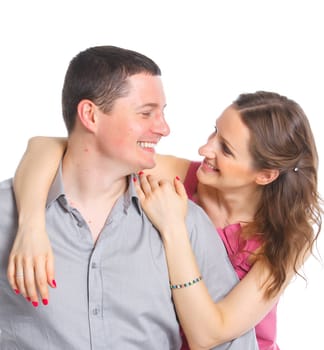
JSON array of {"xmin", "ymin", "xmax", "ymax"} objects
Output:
[{"xmin": 95, "ymin": 73, "xmax": 170, "ymax": 174}]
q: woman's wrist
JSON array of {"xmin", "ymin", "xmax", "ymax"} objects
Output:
[
  {"xmin": 17, "ymin": 210, "xmax": 46, "ymax": 232},
  {"xmin": 159, "ymin": 223, "xmax": 189, "ymax": 244}
]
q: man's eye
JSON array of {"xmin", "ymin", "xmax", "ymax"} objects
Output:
[{"xmin": 142, "ymin": 111, "xmax": 152, "ymax": 117}]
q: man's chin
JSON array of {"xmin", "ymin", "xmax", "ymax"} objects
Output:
[{"xmin": 141, "ymin": 161, "xmax": 156, "ymax": 170}]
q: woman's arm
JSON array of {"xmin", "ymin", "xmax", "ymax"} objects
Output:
[
  {"xmin": 7, "ymin": 144, "xmax": 189, "ymax": 305},
  {"xmin": 135, "ymin": 174, "xmax": 292, "ymax": 349},
  {"xmin": 148, "ymin": 154, "xmax": 191, "ymax": 181},
  {"xmin": 7, "ymin": 136, "xmax": 67, "ymax": 305}
]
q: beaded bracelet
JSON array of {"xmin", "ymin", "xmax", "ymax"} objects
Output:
[{"xmin": 169, "ymin": 276, "xmax": 202, "ymax": 289}]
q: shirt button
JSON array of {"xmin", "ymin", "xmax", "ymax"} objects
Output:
[
  {"xmin": 92, "ymin": 308, "xmax": 100, "ymax": 316},
  {"xmin": 91, "ymin": 262, "xmax": 97, "ymax": 269},
  {"xmin": 77, "ymin": 221, "xmax": 83, "ymax": 227}
]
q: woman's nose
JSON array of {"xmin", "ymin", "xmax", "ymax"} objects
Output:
[{"xmin": 198, "ymin": 137, "xmax": 218, "ymax": 157}]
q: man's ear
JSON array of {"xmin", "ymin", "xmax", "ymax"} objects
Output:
[
  {"xmin": 255, "ymin": 168, "xmax": 280, "ymax": 186},
  {"xmin": 77, "ymin": 99, "xmax": 97, "ymax": 132}
]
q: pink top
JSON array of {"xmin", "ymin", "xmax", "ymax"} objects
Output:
[{"xmin": 181, "ymin": 161, "xmax": 279, "ymax": 350}]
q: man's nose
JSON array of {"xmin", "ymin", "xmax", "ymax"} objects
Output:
[{"xmin": 154, "ymin": 115, "xmax": 170, "ymax": 136}]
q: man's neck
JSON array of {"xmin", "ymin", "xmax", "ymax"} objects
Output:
[{"xmin": 61, "ymin": 146, "xmax": 128, "ymax": 242}]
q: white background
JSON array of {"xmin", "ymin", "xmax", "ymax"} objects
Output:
[{"xmin": 0, "ymin": 1, "xmax": 323, "ymax": 348}]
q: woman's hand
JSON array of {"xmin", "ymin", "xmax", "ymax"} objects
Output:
[
  {"xmin": 7, "ymin": 224, "xmax": 56, "ymax": 307},
  {"xmin": 135, "ymin": 173, "xmax": 188, "ymax": 238}
]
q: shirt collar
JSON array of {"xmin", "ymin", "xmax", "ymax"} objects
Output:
[
  {"xmin": 46, "ymin": 163, "xmax": 65, "ymax": 209},
  {"xmin": 46, "ymin": 163, "xmax": 143, "ymax": 215},
  {"xmin": 128, "ymin": 173, "xmax": 143, "ymax": 215}
]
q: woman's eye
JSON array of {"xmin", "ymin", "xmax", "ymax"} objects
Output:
[
  {"xmin": 214, "ymin": 126, "xmax": 218, "ymax": 134},
  {"xmin": 221, "ymin": 142, "xmax": 232, "ymax": 155}
]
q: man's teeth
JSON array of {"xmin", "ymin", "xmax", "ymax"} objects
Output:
[{"xmin": 137, "ymin": 142, "xmax": 156, "ymax": 148}]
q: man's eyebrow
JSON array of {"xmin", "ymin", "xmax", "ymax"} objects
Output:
[{"xmin": 137, "ymin": 103, "xmax": 167, "ymax": 109}]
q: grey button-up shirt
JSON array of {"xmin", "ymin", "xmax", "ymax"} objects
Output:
[{"xmin": 0, "ymin": 169, "xmax": 257, "ymax": 349}]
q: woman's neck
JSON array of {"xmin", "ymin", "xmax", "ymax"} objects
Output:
[{"xmin": 196, "ymin": 183, "xmax": 260, "ymax": 228}]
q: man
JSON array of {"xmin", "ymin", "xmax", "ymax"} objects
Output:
[{"xmin": 0, "ymin": 46, "xmax": 257, "ymax": 349}]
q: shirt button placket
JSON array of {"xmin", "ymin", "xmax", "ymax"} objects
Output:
[{"xmin": 88, "ymin": 251, "xmax": 106, "ymax": 349}]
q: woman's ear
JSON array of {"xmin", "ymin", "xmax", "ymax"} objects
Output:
[
  {"xmin": 77, "ymin": 99, "xmax": 97, "ymax": 132},
  {"xmin": 255, "ymin": 168, "xmax": 280, "ymax": 186}
]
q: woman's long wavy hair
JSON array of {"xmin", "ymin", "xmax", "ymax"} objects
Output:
[{"xmin": 233, "ymin": 91, "xmax": 322, "ymax": 298}]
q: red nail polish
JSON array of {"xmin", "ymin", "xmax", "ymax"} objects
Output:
[
  {"xmin": 32, "ymin": 301, "xmax": 38, "ymax": 307},
  {"xmin": 133, "ymin": 177, "xmax": 137, "ymax": 182},
  {"xmin": 42, "ymin": 299, "xmax": 49, "ymax": 306},
  {"xmin": 14, "ymin": 289, "xmax": 20, "ymax": 295},
  {"xmin": 138, "ymin": 171, "xmax": 144, "ymax": 175},
  {"xmin": 52, "ymin": 279, "xmax": 57, "ymax": 288},
  {"xmin": 176, "ymin": 176, "xmax": 180, "ymax": 180},
  {"xmin": 26, "ymin": 297, "xmax": 31, "ymax": 302}
]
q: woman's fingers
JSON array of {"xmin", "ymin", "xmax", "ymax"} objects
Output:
[
  {"xmin": 7, "ymin": 254, "xmax": 19, "ymax": 294},
  {"xmin": 134, "ymin": 173, "xmax": 159, "ymax": 203},
  {"xmin": 137, "ymin": 173, "xmax": 159, "ymax": 193},
  {"xmin": 46, "ymin": 250, "xmax": 56, "ymax": 289},
  {"xmin": 8, "ymin": 254, "xmax": 56, "ymax": 307},
  {"xmin": 8, "ymin": 255, "xmax": 41, "ymax": 306},
  {"xmin": 174, "ymin": 176, "xmax": 188, "ymax": 200},
  {"xmin": 33, "ymin": 255, "xmax": 50, "ymax": 305},
  {"xmin": 7, "ymin": 228, "xmax": 56, "ymax": 306},
  {"xmin": 23, "ymin": 258, "xmax": 40, "ymax": 306}
]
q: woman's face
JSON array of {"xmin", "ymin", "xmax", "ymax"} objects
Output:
[{"xmin": 197, "ymin": 105, "xmax": 260, "ymax": 193}]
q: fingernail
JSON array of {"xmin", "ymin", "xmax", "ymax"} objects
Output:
[
  {"xmin": 26, "ymin": 297, "xmax": 31, "ymax": 302},
  {"xmin": 176, "ymin": 176, "xmax": 180, "ymax": 180},
  {"xmin": 32, "ymin": 301, "xmax": 39, "ymax": 308},
  {"xmin": 133, "ymin": 177, "xmax": 137, "ymax": 182},
  {"xmin": 138, "ymin": 171, "xmax": 144, "ymax": 175},
  {"xmin": 52, "ymin": 279, "xmax": 57, "ymax": 288},
  {"xmin": 14, "ymin": 289, "xmax": 20, "ymax": 295},
  {"xmin": 42, "ymin": 299, "xmax": 48, "ymax": 306}
]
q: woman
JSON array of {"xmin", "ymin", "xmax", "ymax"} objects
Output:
[{"xmin": 8, "ymin": 91, "xmax": 322, "ymax": 349}]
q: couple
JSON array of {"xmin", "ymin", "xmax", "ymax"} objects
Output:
[{"xmin": 1, "ymin": 45, "xmax": 322, "ymax": 349}]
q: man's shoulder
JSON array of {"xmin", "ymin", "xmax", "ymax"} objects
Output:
[
  {"xmin": 0, "ymin": 178, "xmax": 17, "ymax": 253},
  {"xmin": 187, "ymin": 199, "xmax": 210, "ymax": 221},
  {"xmin": 185, "ymin": 199, "xmax": 226, "ymax": 249},
  {"xmin": 0, "ymin": 177, "xmax": 13, "ymax": 188},
  {"xmin": 0, "ymin": 178, "xmax": 14, "ymax": 197},
  {"xmin": 0, "ymin": 178, "xmax": 16, "ymax": 213},
  {"xmin": 186, "ymin": 200, "xmax": 216, "ymax": 236}
]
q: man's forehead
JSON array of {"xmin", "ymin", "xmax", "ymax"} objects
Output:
[{"xmin": 126, "ymin": 74, "xmax": 166, "ymax": 103}]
